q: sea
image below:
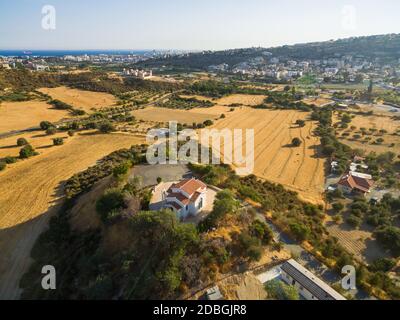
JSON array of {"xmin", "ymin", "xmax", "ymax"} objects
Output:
[{"xmin": 0, "ymin": 50, "xmax": 153, "ymax": 57}]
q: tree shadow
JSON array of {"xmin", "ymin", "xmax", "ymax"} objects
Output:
[
  {"xmin": 36, "ymin": 145, "xmax": 54, "ymax": 150},
  {"xmin": 31, "ymin": 133, "xmax": 48, "ymax": 138},
  {"xmin": 0, "ymin": 145, "xmax": 17, "ymax": 149}
]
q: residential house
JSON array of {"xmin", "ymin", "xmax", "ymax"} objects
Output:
[
  {"xmin": 280, "ymin": 259, "xmax": 346, "ymax": 300},
  {"xmin": 153, "ymin": 178, "xmax": 208, "ymax": 219},
  {"xmin": 338, "ymin": 172, "xmax": 374, "ymax": 195}
]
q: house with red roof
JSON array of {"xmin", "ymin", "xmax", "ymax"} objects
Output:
[
  {"xmin": 156, "ymin": 178, "xmax": 208, "ymax": 219},
  {"xmin": 337, "ymin": 172, "xmax": 374, "ymax": 195}
]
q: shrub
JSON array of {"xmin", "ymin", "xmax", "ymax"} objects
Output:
[
  {"xmin": 203, "ymin": 120, "xmax": 214, "ymax": 127},
  {"xmin": 347, "ymin": 214, "xmax": 362, "ymax": 228},
  {"xmin": 98, "ymin": 121, "xmax": 116, "ymax": 133},
  {"xmin": 291, "ymin": 138, "xmax": 302, "ymax": 147},
  {"xmin": 40, "ymin": 121, "xmax": 54, "ymax": 130},
  {"xmin": 53, "ymin": 138, "xmax": 64, "ymax": 146},
  {"xmin": 96, "ymin": 188, "xmax": 125, "ymax": 223},
  {"xmin": 295, "ymin": 120, "xmax": 306, "ymax": 127},
  {"xmin": 112, "ymin": 161, "xmax": 131, "ymax": 178},
  {"xmin": 17, "ymin": 137, "xmax": 28, "ymax": 146},
  {"xmin": 0, "ymin": 161, "xmax": 6, "ymax": 171},
  {"xmin": 4, "ymin": 156, "xmax": 17, "ymax": 164},
  {"xmin": 369, "ymin": 258, "xmax": 396, "ymax": 272},
  {"xmin": 265, "ymin": 280, "xmax": 299, "ymax": 300},
  {"xmin": 19, "ymin": 144, "xmax": 36, "ymax": 159},
  {"xmin": 332, "ymin": 202, "xmax": 344, "ymax": 213},
  {"xmin": 68, "ymin": 130, "xmax": 75, "ymax": 137},
  {"xmin": 289, "ymin": 222, "xmax": 310, "ymax": 241},
  {"xmin": 46, "ymin": 127, "xmax": 57, "ymax": 135},
  {"xmin": 249, "ymin": 220, "xmax": 273, "ymax": 245},
  {"xmin": 157, "ymin": 177, "xmax": 162, "ymax": 184}
]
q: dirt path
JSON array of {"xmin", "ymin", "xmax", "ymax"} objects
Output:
[{"xmin": 0, "ymin": 133, "xmax": 144, "ymax": 299}]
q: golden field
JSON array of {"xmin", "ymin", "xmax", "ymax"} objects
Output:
[
  {"xmin": 0, "ymin": 100, "xmax": 70, "ymax": 133},
  {"xmin": 131, "ymin": 106, "xmax": 228, "ymax": 124},
  {"xmin": 0, "ymin": 133, "xmax": 144, "ymax": 299},
  {"xmin": 210, "ymin": 107, "xmax": 326, "ymax": 204},
  {"xmin": 215, "ymin": 94, "xmax": 266, "ymax": 106},
  {"xmin": 38, "ymin": 86, "xmax": 117, "ymax": 112},
  {"xmin": 334, "ymin": 112, "xmax": 400, "ymax": 154}
]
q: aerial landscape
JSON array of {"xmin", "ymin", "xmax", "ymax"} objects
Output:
[{"xmin": 1, "ymin": 0, "xmax": 400, "ymax": 306}]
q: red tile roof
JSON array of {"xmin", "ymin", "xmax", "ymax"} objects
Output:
[
  {"xmin": 166, "ymin": 179, "xmax": 206, "ymax": 207},
  {"xmin": 338, "ymin": 173, "xmax": 374, "ymax": 193},
  {"xmin": 167, "ymin": 192, "xmax": 190, "ymax": 205},
  {"xmin": 170, "ymin": 178, "xmax": 207, "ymax": 196}
]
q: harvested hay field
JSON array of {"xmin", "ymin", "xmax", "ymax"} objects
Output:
[
  {"xmin": 131, "ymin": 106, "xmax": 224, "ymax": 124},
  {"xmin": 210, "ymin": 107, "xmax": 326, "ymax": 204},
  {"xmin": 0, "ymin": 131, "xmax": 72, "ymax": 159},
  {"xmin": 0, "ymin": 100, "xmax": 70, "ymax": 133},
  {"xmin": 0, "ymin": 133, "xmax": 144, "ymax": 299},
  {"xmin": 38, "ymin": 86, "xmax": 117, "ymax": 112},
  {"xmin": 303, "ymin": 97, "xmax": 333, "ymax": 107},
  {"xmin": 215, "ymin": 94, "xmax": 266, "ymax": 106}
]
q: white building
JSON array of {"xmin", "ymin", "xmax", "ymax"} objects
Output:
[
  {"xmin": 122, "ymin": 68, "xmax": 153, "ymax": 79},
  {"xmin": 280, "ymin": 259, "xmax": 346, "ymax": 300},
  {"xmin": 150, "ymin": 178, "xmax": 208, "ymax": 219}
]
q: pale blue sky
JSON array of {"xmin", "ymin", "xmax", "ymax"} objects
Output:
[{"xmin": 0, "ymin": 0, "xmax": 399, "ymax": 50}]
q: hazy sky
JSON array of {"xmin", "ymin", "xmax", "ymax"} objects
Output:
[{"xmin": 0, "ymin": 0, "xmax": 399, "ymax": 50}]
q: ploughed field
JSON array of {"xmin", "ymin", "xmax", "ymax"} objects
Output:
[
  {"xmin": 210, "ymin": 107, "xmax": 326, "ymax": 204},
  {"xmin": 0, "ymin": 133, "xmax": 144, "ymax": 299}
]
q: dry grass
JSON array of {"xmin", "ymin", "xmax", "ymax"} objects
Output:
[
  {"xmin": 215, "ymin": 94, "xmax": 266, "ymax": 106},
  {"xmin": 211, "ymin": 107, "xmax": 326, "ymax": 204},
  {"xmin": 326, "ymin": 218, "xmax": 391, "ymax": 264},
  {"xmin": 0, "ymin": 131, "xmax": 71, "ymax": 158},
  {"xmin": 38, "ymin": 86, "xmax": 117, "ymax": 112},
  {"xmin": 303, "ymin": 97, "xmax": 333, "ymax": 107},
  {"xmin": 0, "ymin": 133, "xmax": 144, "ymax": 299},
  {"xmin": 0, "ymin": 100, "xmax": 70, "ymax": 133},
  {"xmin": 334, "ymin": 113, "xmax": 400, "ymax": 154},
  {"xmin": 131, "ymin": 106, "xmax": 225, "ymax": 124}
]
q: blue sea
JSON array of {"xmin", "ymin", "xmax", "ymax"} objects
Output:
[{"xmin": 0, "ymin": 50, "xmax": 153, "ymax": 57}]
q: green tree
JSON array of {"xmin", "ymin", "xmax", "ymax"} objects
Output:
[
  {"xmin": 19, "ymin": 144, "xmax": 36, "ymax": 159},
  {"xmin": 99, "ymin": 121, "xmax": 116, "ymax": 134},
  {"xmin": 40, "ymin": 121, "xmax": 54, "ymax": 130},
  {"xmin": 96, "ymin": 188, "xmax": 125, "ymax": 223},
  {"xmin": 265, "ymin": 280, "xmax": 299, "ymax": 300},
  {"xmin": 53, "ymin": 138, "xmax": 64, "ymax": 146},
  {"xmin": 17, "ymin": 137, "xmax": 28, "ymax": 146},
  {"xmin": 291, "ymin": 137, "xmax": 302, "ymax": 147},
  {"xmin": 113, "ymin": 161, "xmax": 131, "ymax": 178}
]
